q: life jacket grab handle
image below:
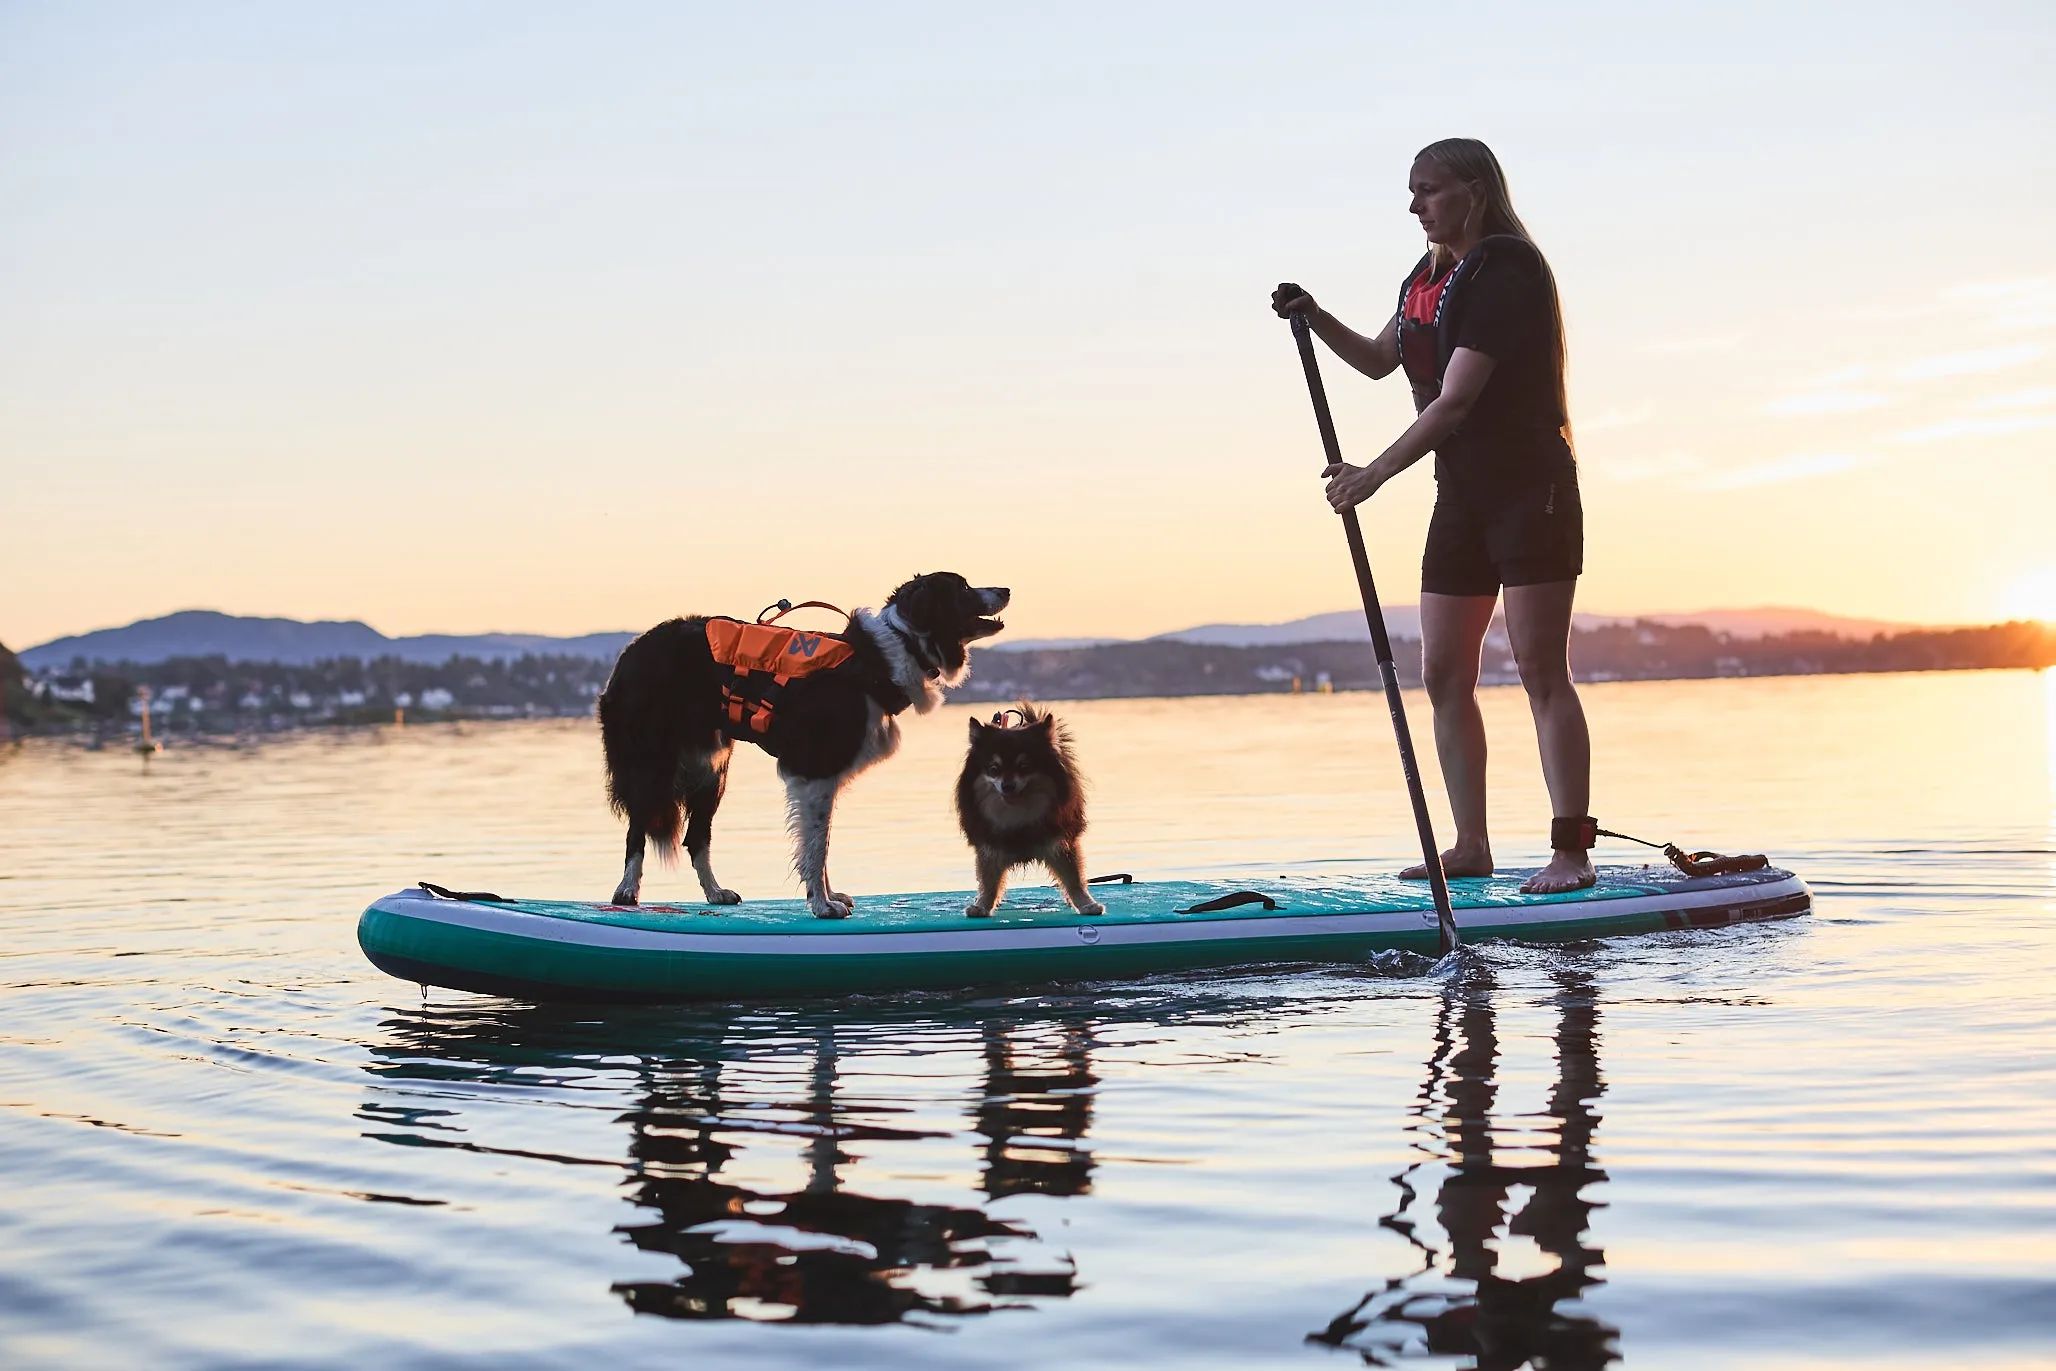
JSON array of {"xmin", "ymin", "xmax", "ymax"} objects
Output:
[{"xmin": 756, "ymin": 598, "xmax": 851, "ymax": 627}]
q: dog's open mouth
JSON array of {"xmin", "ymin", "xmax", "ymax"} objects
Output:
[{"xmin": 968, "ymin": 616, "xmax": 1005, "ymax": 640}]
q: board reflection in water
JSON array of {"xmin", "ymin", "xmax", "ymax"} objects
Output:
[
  {"xmin": 362, "ymin": 1006, "xmax": 1097, "ymax": 1327},
  {"xmin": 1314, "ymin": 965, "xmax": 1620, "ymax": 1367}
]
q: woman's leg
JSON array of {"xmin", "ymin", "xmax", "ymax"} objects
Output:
[
  {"xmin": 1401, "ymin": 591, "xmax": 1500, "ymax": 879},
  {"xmin": 1502, "ymin": 579, "xmax": 1594, "ymax": 893}
]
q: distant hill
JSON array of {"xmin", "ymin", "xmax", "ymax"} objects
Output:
[
  {"xmin": 1004, "ymin": 604, "xmax": 1925, "ymax": 651},
  {"xmin": 1624, "ymin": 606, "xmax": 1921, "ymax": 639},
  {"xmin": 1151, "ymin": 608, "xmax": 1423, "ymax": 647},
  {"xmin": 20, "ymin": 603, "xmax": 1940, "ymax": 671},
  {"xmin": 20, "ymin": 610, "xmax": 635, "ymax": 669}
]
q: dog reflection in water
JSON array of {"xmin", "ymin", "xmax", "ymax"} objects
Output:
[
  {"xmin": 956, "ymin": 705, "xmax": 1105, "ymax": 918},
  {"xmin": 609, "ymin": 1018, "xmax": 1097, "ymax": 1323}
]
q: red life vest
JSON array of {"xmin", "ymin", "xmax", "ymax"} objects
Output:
[{"xmin": 705, "ymin": 601, "xmax": 857, "ymax": 739}]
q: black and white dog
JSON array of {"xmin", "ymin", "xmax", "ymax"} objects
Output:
[{"xmin": 598, "ymin": 572, "xmax": 1009, "ymax": 918}]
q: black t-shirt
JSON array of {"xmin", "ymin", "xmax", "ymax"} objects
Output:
[{"xmin": 1400, "ymin": 236, "xmax": 1573, "ymax": 500}]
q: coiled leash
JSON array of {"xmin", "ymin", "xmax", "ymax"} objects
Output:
[{"xmin": 1555, "ymin": 816, "xmax": 1769, "ymax": 877}]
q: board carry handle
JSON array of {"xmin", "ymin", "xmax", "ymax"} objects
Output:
[
  {"xmin": 1175, "ymin": 891, "xmax": 1280, "ymax": 914},
  {"xmin": 1087, "ymin": 873, "xmax": 1134, "ymax": 885},
  {"xmin": 419, "ymin": 881, "xmax": 509, "ymax": 903}
]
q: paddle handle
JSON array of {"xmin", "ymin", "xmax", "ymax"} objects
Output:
[{"xmin": 1289, "ymin": 312, "xmax": 1459, "ymax": 956}]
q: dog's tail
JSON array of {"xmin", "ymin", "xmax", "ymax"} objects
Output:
[
  {"xmin": 605, "ymin": 766, "xmax": 682, "ymax": 860},
  {"xmin": 600, "ymin": 711, "xmax": 684, "ymax": 861}
]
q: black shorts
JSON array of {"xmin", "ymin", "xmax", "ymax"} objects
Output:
[{"xmin": 1421, "ymin": 473, "xmax": 1583, "ymax": 598}]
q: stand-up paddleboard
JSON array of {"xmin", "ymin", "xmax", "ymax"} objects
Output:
[{"xmin": 358, "ymin": 864, "xmax": 1808, "ymax": 1003}]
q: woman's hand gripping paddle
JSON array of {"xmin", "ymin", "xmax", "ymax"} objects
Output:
[{"xmin": 1283, "ymin": 305, "xmax": 1461, "ymax": 957}]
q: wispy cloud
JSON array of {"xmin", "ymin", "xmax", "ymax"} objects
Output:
[
  {"xmin": 1972, "ymin": 387, "xmax": 2056, "ymax": 412},
  {"xmin": 1892, "ymin": 343, "xmax": 2047, "ymax": 382},
  {"xmin": 1892, "ymin": 414, "xmax": 2056, "ymax": 444},
  {"xmin": 1701, "ymin": 452, "xmax": 1876, "ymax": 490},
  {"xmin": 1581, "ymin": 404, "xmax": 1652, "ymax": 432},
  {"xmin": 1600, "ymin": 450, "xmax": 1702, "ymax": 483},
  {"xmin": 1648, "ymin": 331, "xmax": 1748, "ymax": 356},
  {"xmin": 1762, "ymin": 390, "xmax": 1892, "ymax": 417},
  {"xmin": 1799, "ymin": 364, "xmax": 1871, "ymax": 388},
  {"xmin": 1944, "ymin": 276, "xmax": 2056, "ymax": 333}
]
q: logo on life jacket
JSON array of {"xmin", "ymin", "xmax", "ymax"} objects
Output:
[{"xmin": 705, "ymin": 603, "xmax": 856, "ymax": 741}]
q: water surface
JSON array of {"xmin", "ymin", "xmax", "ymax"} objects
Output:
[{"xmin": 2, "ymin": 671, "xmax": 2052, "ymax": 1368}]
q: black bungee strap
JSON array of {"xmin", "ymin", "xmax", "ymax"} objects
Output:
[
  {"xmin": 419, "ymin": 881, "xmax": 510, "ymax": 903},
  {"xmin": 1175, "ymin": 891, "xmax": 1280, "ymax": 914},
  {"xmin": 1087, "ymin": 873, "xmax": 1134, "ymax": 885}
]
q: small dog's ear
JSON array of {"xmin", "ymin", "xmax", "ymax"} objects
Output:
[
  {"xmin": 968, "ymin": 716, "xmax": 988, "ymax": 739},
  {"xmin": 1027, "ymin": 713, "xmax": 1055, "ymax": 734}
]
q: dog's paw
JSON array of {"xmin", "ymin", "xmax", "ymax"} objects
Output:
[
  {"xmin": 703, "ymin": 888, "xmax": 742, "ymax": 905},
  {"xmin": 965, "ymin": 902, "xmax": 992, "ymax": 918},
  {"xmin": 809, "ymin": 896, "xmax": 852, "ymax": 920},
  {"xmin": 611, "ymin": 889, "xmax": 639, "ymax": 907},
  {"xmin": 829, "ymin": 891, "xmax": 857, "ymax": 909},
  {"xmin": 1077, "ymin": 900, "xmax": 1106, "ymax": 917}
]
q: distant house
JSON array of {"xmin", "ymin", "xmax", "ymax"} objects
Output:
[
  {"xmin": 36, "ymin": 676, "xmax": 95, "ymax": 704},
  {"xmin": 419, "ymin": 688, "xmax": 455, "ymax": 710}
]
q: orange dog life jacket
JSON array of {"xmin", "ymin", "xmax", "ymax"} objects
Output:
[{"xmin": 705, "ymin": 601, "xmax": 857, "ymax": 739}]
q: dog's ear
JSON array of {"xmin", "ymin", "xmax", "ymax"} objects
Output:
[
  {"xmin": 968, "ymin": 716, "xmax": 989, "ymax": 740},
  {"xmin": 893, "ymin": 574, "xmax": 935, "ymax": 628},
  {"xmin": 1025, "ymin": 713, "xmax": 1055, "ymax": 735}
]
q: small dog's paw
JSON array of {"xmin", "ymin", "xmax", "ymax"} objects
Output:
[
  {"xmin": 704, "ymin": 888, "xmax": 742, "ymax": 905},
  {"xmin": 611, "ymin": 889, "xmax": 639, "ymax": 907},
  {"xmin": 810, "ymin": 896, "xmax": 852, "ymax": 920},
  {"xmin": 965, "ymin": 902, "xmax": 992, "ymax": 918},
  {"xmin": 829, "ymin": 891, "xmax": 857, "ymax": 908},
  {"xmin": 1078, "ymin": 900, "xmax": 1106, "ymax": 917}
]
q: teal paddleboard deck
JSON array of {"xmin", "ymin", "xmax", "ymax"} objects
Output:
[{"xmin": 358, "ymin": 865, "xmax": 1809, "ymax": 1003}]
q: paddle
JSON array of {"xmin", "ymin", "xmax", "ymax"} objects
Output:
[{"xmin": 1284, "ymin": 310, "xmax": 1460, "ymax": 957}]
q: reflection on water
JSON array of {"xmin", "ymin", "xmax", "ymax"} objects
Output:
[
  {"xmin": 4, "ymin": 672, "xmax": 2053, "ymax": 1368},
  {"xmin": 361, "ymin": 972, "xmax": 1621, "ymax": 1361},
  {"xmin": 1315, "ymin": 965, "xmax": 1617, "ymax": 1367},
  {"xmin": 363, "ymin": 1004, "xmax": 1100, "ymax": 1327}
]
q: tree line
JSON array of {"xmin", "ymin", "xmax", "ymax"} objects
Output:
[{"xmin": 4, "ymin": 619, "xmax": 2050, "ymax": 736}]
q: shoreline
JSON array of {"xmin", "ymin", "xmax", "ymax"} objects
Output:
[{"xmin": 6, "ymin": 660, "xmax": 2046, "ymax": 746}]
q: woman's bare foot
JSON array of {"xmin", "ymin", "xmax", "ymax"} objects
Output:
[
  {"xmin": 1400, "ymin": 840, "xmax": 1494, "ymax": 880},
  {"xmin": 1521, "ymin": 850, "xmax": 1596, "ymax": 894}
]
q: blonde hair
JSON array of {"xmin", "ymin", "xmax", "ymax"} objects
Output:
[
  {"xmin": 1416, "ymin": 137, "xmax": 1533, "ymax": 276},
  {"xmin": 1415, "ymin": 137, "xmax": 1572, "ymax": 446}
]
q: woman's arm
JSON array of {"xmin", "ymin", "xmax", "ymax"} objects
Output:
[
  {"xmin": 1272, "ymin": 285, "xmax": 1399, "ymax": 379},
  {"xmin": 1308, "ymin": 308, "xmax": 1400, "ymax": 380},
  {"xmin": 1323, "ymin": 346, "xmax": 1497, "ymax": 510}
]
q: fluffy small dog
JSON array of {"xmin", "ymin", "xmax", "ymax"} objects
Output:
[
  {"xmin": 600, "ymin": 572, "xmax": 1008, "ymax": 918},
  {"xmin": 955, "ymin": 705, "xmax": 1104, "ymax": 919}
]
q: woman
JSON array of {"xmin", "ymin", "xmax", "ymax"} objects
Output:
[{"xmin": 1272, "ymin": 137, "xmax": 1594, "ymax": 894}]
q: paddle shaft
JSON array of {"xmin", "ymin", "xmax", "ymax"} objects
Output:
[{"xmin": 1288, "ymin": 312, "xmax": 1459, "ymax": 956}]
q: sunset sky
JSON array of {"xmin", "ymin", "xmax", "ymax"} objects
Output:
[{"xmin": 3, "ymin": 2, "xmax": 2052, "ymax": 650}]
